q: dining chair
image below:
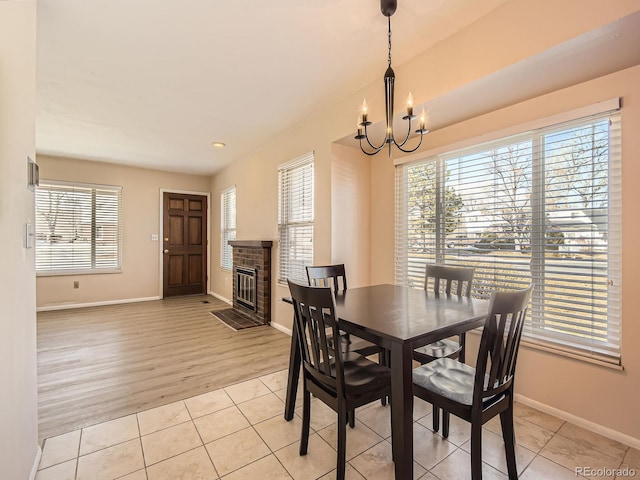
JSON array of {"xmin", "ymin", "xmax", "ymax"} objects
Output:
[
  {"xmin": 306, "ymin": 265, "xmax": 381, "ymax": 358},
  {"xmin": 306, "ymin": 264, "xmax": 348, "ymax": 291},
  {"xmin": 287, "ymin": 280, "xmax": 391, "ymax": 480},
  {"xmin": 306, "ymin": 263, "xmax": 390, "ymax": 408},
  {"xmin": 415, "ymin": 264, "xmax": 475, "ymax": 432},
  {"xmin": 413, "ymin": 285, "xmax": 533, "ymax": 480},
  {"xmin": 307, "ymin": 264, "xmax": 388, "ymax": 410}
]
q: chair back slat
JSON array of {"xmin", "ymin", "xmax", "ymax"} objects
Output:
[
  {"xmin": 474, "ymin": 285, "xmax": 533, "ymax": 402},
  {"xmin": 424, "ymin": 264, "xmax": 475, "ymax": 297},
  {"xmin": 288, "ymin": 280, "xmax": 344, "ymax": 392},
  {"xmin": 311, "ymin": 303, "xmax": 334, "ymax": 376},
  {"xmin": 306, "ymin": 264, "xmax": 347, "ymax": 292}
]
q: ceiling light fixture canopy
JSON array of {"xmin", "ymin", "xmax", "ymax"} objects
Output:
[{"xmin": 355, "ymin": 0, "xmax": 428, "ymax": 157}]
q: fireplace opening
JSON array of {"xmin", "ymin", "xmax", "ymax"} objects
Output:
[{"xmin": 235, "ymin": 266, "xmax": 257, "ymax": 311}]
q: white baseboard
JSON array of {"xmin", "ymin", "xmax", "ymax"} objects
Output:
[
  {"xmin": 29, "ymin": 445, "xmax": 42, "ymax": 480},
  {"xmin": 514, "ymin": 393, "xmax": 640, "ymax": 450},
  {"xmin": 209, "ymin": 292, "xmax": 232, "ymax": 305},
  {"xmin": 36, "ymin": 296, "xmax": 161, "ymax": 312},
  {"xmin": 270, "ymin": 322, "xmax": 292, "ymax": 336}
]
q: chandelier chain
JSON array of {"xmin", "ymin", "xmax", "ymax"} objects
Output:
[{"xmin": 387, "ymin": 16, "xmax": 392, "ymax": 67}]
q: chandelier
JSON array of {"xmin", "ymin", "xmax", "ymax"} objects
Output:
[{"xmin": 355, "ymin": 0, "xmax": 428, "ymax": 157}]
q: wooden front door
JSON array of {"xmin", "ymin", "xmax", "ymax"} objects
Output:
[{"xmin": 163, "ymin": 192, "xmax": 208, "ymax": 297}]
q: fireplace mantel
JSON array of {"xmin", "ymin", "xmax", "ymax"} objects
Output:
[
  {"xmin": 228, "ymin": 240, "xmax": 273, "ymax": 248},
  {"xmin": 229, "ymin": 240, "xmax": 273, "ymax": 325}
]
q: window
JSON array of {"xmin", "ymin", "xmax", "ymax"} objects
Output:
[
  {"xmin": 220, "ymin": 186, "xmax": 236, "ymax": 270},
  {"xmin": 278, "ymin": 152, "xmax": 314, "ymax": 284},
  {"xmin": 35, "ymin": 181, "xmax": 123, "ymax": 274},
  {"xmin": 396, "ymin": 110, "xmax": 621, "ymax": 364}
]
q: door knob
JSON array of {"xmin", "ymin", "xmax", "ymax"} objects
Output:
[{"xmin": 164, "ymin": 249, "xmax": 169, "ymax": 254}]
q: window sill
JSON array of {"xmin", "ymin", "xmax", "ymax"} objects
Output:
[
  {"xmin": 36, "ymin": 269, "xmax": 122, "ymax": 277},
  {"xmin": 466, "ymin": 328, "xmax": 623, "ymax": 370}
]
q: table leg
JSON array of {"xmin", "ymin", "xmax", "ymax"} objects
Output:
[
  {"xmin": 284, "ymin": 318, "xmax": 300, "ymax": 421},
  {"xmin": 390, "ymin": 341, "xmax": 414, "ymax": 480}
]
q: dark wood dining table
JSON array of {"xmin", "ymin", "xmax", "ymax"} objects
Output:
[{"xmin": 283, "ymin": 283, "xmax": 490, "ymax": 480}]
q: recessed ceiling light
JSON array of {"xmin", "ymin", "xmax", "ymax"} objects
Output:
[{"xmin": 211, "ymin": 142, "xmax": 226, "ymax": 148}]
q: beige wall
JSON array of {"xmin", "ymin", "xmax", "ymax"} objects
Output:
[
  {"xmin": 209, "ymin": 121, "xmax": 334, "ymax": 331},
  {"xmin": 36, "ymin": 156, "xmax": 211, "ymax": 308},
  {"xmin": 208, "ymin": 0, "xmax": 640, "ymax": 441},
  {"xmin": 331, "ymin": 144, "xmax": 371, "ymax": 288},
  {"xmin": 0, "ymin": 1, "xmax": 39, "ymax": 478}
]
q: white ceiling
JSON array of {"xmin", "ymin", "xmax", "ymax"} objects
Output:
[
  {"xmin": 36, "ymin": 0, "xmax": 511, "ymax": 175},
  {"xmin": 36, "ymin": 2, "xmax": 640, "ymax": 175}
]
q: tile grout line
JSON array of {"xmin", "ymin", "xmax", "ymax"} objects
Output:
[
  {"xmin": 209, "ymin": 379, "xmax": 291, "ymax": 478},
  {"xmin": 74, "ymin": 428, "xmax": 82, "ymax": 480},
  {"xmin": 244, "ymin": 379, "xmax": 294, "ymax": 478},
  {"xmin": 184, "ymin": 395, "xmax": 221, "ymax": 479},
  {"xmin": 134, "ymin": 410, "xmax": 148, "ymax": 480},
  {"xmin": 554, "ymin": 424, "xmax": 630, "ymax": 465},
  {"xmin": 247, "ymin": 379, "xmax": 296, "ymax": 479}
]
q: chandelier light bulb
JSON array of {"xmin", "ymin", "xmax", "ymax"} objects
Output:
[{"xmin": 361, "ymin": 99, "xmax": 369, "ymax": 123}]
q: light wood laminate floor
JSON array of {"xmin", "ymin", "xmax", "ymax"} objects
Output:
[{"xmin": 37, "ymin": 295, "xmax": 291, "ymax": 442}]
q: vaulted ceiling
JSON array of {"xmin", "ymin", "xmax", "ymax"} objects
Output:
[{"xmin": 36, "ymin": 1, "xmax": 640, "ymax": 175}]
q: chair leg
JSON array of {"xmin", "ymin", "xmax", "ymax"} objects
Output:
[
  {"xmin": 500, "ymin": 407, "xmax": 518, "ymax": 480},
  {"xmin": 432, "ymin": 405, "xmax": 440, "ymax": 432},
  {"xmin": 380, "ymin": 348, "xmax": 388, "ymax": 406},
  {"xmin": 442, "ymin": 410, "xmax": 450, "ymax": 438},
  {"xmin": 300, "ymin": 389, "xmax": 311, "ymax": 455},
  {"xmin": 470, "ymin": 420, "xmax": 483, "ymax": 480},
  {"xmin": 459, "ymin": 332, "xmax": 466, "ymax": 363},
  {"xmin": 348, "ymin": 409, "xmax": 355, "ymax": 428},
  {"xmin": 337, "ymin": 405, "xmax": 347, "ymax": 480}
]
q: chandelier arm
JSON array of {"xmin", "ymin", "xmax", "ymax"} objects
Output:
[
  {"xmin": 396, "ymin": 118, "xmax": 413, "ymax": 148},
  {"xmin": 394, "ymin": 131, "xmax": 424, "ymax": 153},
  {"xmin": 363, "ymin": 124, "xmax": 386, "ymax": 151},
  {"xmin": 359, "ymin": 137, "xmax": 386, "ymax": 156}
]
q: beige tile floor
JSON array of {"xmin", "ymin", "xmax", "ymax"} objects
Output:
[{"xmin": 36, "ymin": 368, "xmax": 639, "ymax": 480}]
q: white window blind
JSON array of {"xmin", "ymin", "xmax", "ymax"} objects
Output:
[
  {"xmin": 220, "ymin": 186, "xmax": 236, "ymax": 270},
  {"xmin": 278, "ymin": 152, "xmax": 314, "ymax": 284},
  {"xmin": 36, "ymin": 181, "xmax": 123, "ymax": 274},
  {"xmin": 396, "ymin": 110, "xmax": 621, "ymax": 364}
]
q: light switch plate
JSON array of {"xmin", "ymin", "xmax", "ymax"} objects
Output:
[
  {"xmin": 151, "ymin": 234, "xmax": 159, "ymax": 241},
  {"xmin": 25, "ymin": 223, "xmax": 34, "ymax": 248}
]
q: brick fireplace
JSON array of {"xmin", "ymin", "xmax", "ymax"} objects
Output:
[{"xmin": 228, "ymin": 240, "xmax": 273, "ymax": 325}]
